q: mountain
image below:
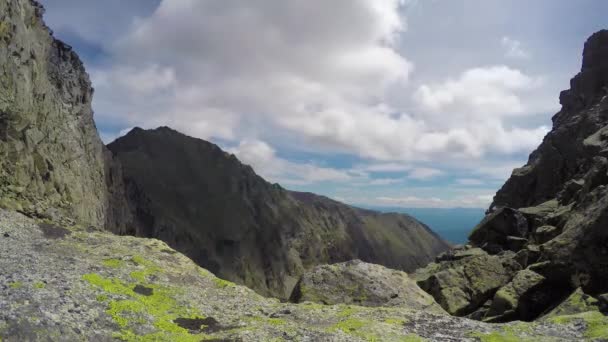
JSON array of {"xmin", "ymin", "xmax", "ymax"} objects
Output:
[
  {"xmin": 416, "ymin": 30, "xmax": 608, "ymax": 323},
  {"xmin": 366, "ymin": 207, "xmax": 486, "ymax": 244},
  {"xmin": 107, "ymin": 127, "xmax": 449, "ymax": 298}
]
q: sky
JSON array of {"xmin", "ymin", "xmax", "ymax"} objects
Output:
[{"xmin": 39, "ymin": 0, "xmax": 608, "ymax": 209}]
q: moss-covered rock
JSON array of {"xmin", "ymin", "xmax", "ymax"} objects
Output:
[
  {"xmin": 290, "ymin": 260, "xmax": 445, "ymax": 314},
  {"xmin": 484, "ymin": 269, "xmax": 546, "ymax": 322},
  {"xmin": 415, "ymin": 251, "xmax": 521, "ymax": 316}
]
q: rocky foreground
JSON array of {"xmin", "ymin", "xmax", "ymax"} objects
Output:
[{"xmin": 1, "ymin": 208, "xmax": 604, "ymax": 341}]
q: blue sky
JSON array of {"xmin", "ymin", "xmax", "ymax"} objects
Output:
[{"xmin": 39, "ymin": 0, "xmax": 608, "ymax": 208}]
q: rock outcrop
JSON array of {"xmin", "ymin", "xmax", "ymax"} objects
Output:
[
  {"xmin": 0, "ymin": 208, "xmax": 601, "ymax": 341},
  {"xmin": 108, "ymin": 127, "xmax": 449, "ymax": 299},
  {"xmin": 290, "ymin": 260, "xmax": 445, "ymax": 313},
  {"xmin": 416, "ymin": 30, "xmax": 608, "ymax": 323},
  {"xmin": 0, "ymin": 0, "xmax": 130, "ymax": 230}
]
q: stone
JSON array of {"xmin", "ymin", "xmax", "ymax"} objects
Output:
[
  {"xmin": 534, "ymin": 225, "xmax": 561, "ymax": 244},
  {"xmin": 506, "ymin": 236, "xmax": 528, "ymax": 252},
  {"xmin": 415, "ymin": 252, "xmax": 520, "ymax": 316},
  {"xmin": 599, "ymin": 293, "xmax": 608, "ymax": 313},
  {"xmin": 542, "ymin": 288, "xmax": 600, "ymax": 319},
  {"xmin": 484, "ymin": 270, "xmax": 546, "ymax": 322},
  {"xmin": 469, "ymin": 208, "xmax": 529, "ymax": 253},
  {"xmin": 290, "ymin": 260, "xmax": 445, "ymax": 314}
]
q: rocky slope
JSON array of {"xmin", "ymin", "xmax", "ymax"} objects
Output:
[
  {"xmin": 416, "ymin": 30, "xmax": 608, "ymax": 324},
  {"xmin": 0, "ymin": 208, "xmax": 602, "ymax": 341},
  {"xmin": 108, "ymin": 127, "xmax": 449, "ymax": 299},
  {"xmin": 0, "ymin": 0, "xmax": 129, "ymax": 230}
]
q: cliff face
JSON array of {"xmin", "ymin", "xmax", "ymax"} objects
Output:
[
  {"xmin": 108, "ymin": 127, "xmax": 449, "ymax": 299},
  {"xmin": 417, "ymin": 30, "xmax": 608, "ymax": 323},
  {"xmin": 0, "ymin": 0, "xmax": 129, "ymax": 229}
]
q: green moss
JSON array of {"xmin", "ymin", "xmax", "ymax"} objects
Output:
[
  {"xmin": 8, "ymin": 281, "xmax": 23, "ymax": 289},
  {"xmin": 34, "ymin": 281, "xmax": 46, "ymax": 289},
  {"xmin": 212, "ymin": 277, "xmax": 235, "ymax": 289},
  {"xmin": 82, "ymin": 273, "xmax": 206, "ymax": 341},
  {"xmin": 103, "ymin": 259, "xmax": 126, "ymax": 269},
  {"xmin": 337, "ymin": 306, "xmax": 358, "ymax": 317},
  {"xmin": 403, "ymin": 335, "xmax": 426, "ymax": 342},
  {"xmin": 331, "ymin": 318, "xmax": 366, "ymax": 333},
  {"xmin": 383, "ymin": 318, "xmax": 406, "ymax": 325},
  {"xmin": 0, "ymin": 21, "xmax": 8, "ymax": 40},
  {"xmin": 96, "ymin": 294, "xmax": 108, "ymax": 302},
  {"xmin": 0, "ymin": 197, "xmax": 23, "ymax": 211},
  {"xmin": 550, "ymin": 311, "xmax": 608, "ymax": 339},
  {"xmin": 128, "ymin": 255, "xmax": 162, "ymax": 282},
  {"xmin": 469, "ymin": 324, "xmax": 535, "ymax": 342}
]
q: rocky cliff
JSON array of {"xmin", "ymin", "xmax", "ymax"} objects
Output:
[
  {"xmin": 0, "ymin": 0, "xmax": 129, "ymax": 230},
  {"xmin": 416, "ymin": 30, "xmax": 608, "ymax": 324},
  {"xmin": 108, "ymin": 127, "xmax": 449, "ymax": 299}
]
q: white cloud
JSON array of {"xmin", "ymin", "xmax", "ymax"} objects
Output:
[
  {"xmin": 229, "ymin": 140, "xmax": 359, "ymax": 185},
  {"xmin": 368, "ymin": 178, "xmax": 404, "ymax": 186},
  {"xmin": 414, "ymin": 66, "xmax": 540, "ymax": 117},
  {"xmin": 502, "ymin": 36, "xmax": 530, "ymax": 59},
  {"xmin": 88, "ymin": 0, "xmax": 549, "ymax": 164},
  {"xmin": 374, "ymin": 194, "xmax": 493, "ymax": 208},
  {"xmin": 408, "ymin": 167, "xmax": 442, "ymax": 180},
  {"xmin": 456, "ymin": 178, "xmax": 485, "ymax": 186}
]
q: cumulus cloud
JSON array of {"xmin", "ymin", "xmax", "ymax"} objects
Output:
[
  {"xmin": 414, "ymin": 66, "xmax": 540, "ymax": 117},
  {"xmin": 88, "ymin": 0, "xmax": 549, "ymax": 164},
  {"xmin": 502, "ymin": 36, "xmax": 530, "ymax": 59},
  {"xmin": 229, "ymin": 140, "xmax": 360, "ymax": 185}
]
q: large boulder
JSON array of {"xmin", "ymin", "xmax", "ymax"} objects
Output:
[
  {"xmin": 415, "ymin": 250, "xmax": 521, "ymax": 316},
  {"xmin": 542, "ymin": 288, "xmax": 601, "ymax": 320},
  {"xmin": 290, "ymin": 260, "xmax": 445, "ymax": 314},
  {"xmin": 468, "ymin": 208, "xmax": 529, "ymax": 253},
  {"xmin": 484, "ymin": 269, "xmax": 546, "ymax": 322}
]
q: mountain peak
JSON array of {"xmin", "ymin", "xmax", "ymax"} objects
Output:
[{"xmin": 582, "ymin": 29, "xmax": 608, "ymax": 71}]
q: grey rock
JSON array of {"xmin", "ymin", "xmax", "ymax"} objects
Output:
[
  {"xmin": 0, "ymin": 208, "xmax": 592, "ymax": 341},
  {"xmin": 468, "ymin": 208, "xmax": 528, "ymax": 253},
  {"xmin": 534, "ymin": 225, "xmax": 561, "ymax": 244},
  {"xmin": 415, "ymin": 251, "xmax": 521, "ymax": 316},
  {"xmin": 290, "ymin": 260, "xmax": 445, "ymax": 313},
  {"xmin": 484, "ymin": 269, "xmax": 546, "ymax": 322}
]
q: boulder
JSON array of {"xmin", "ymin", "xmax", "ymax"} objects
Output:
[
  {"xmin": 542, "ymin": 288, "xmax": 600, "ymax": 320},
  {"xmin": 415, "ymin": 252, "xmax": 521, "ymax": 316},
  {"xmin": 484, "ymin": 269, "xmax": 546, "ymax": 322},
  {"xmin": 290, "ymin": 260, "xmax": 445, "ymax": 314},
  {"xmin": 469, "ymin": 208, "xmax": 529, "ymax": 253},
  {"xmin": 599, "ymin": 293, "xmax": 608, "ymax": 313},
  {"xmin": 534, "ymin": 225, "xmax": 561, "ymax": 244}
]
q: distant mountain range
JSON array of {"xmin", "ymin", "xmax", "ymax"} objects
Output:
[{"xmin": 364, "ymin": 207, "xmax": 486, "ymax": 244}]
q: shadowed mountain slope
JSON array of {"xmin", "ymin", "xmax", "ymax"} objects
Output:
[{"xmin": 108, "ymin": 127, "xmax": 449, "ymax": 298}]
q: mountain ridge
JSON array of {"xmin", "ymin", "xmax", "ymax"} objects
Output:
[{"xmin": 107, "ymin": 126, "xmax": 449, "ymax": 299}]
